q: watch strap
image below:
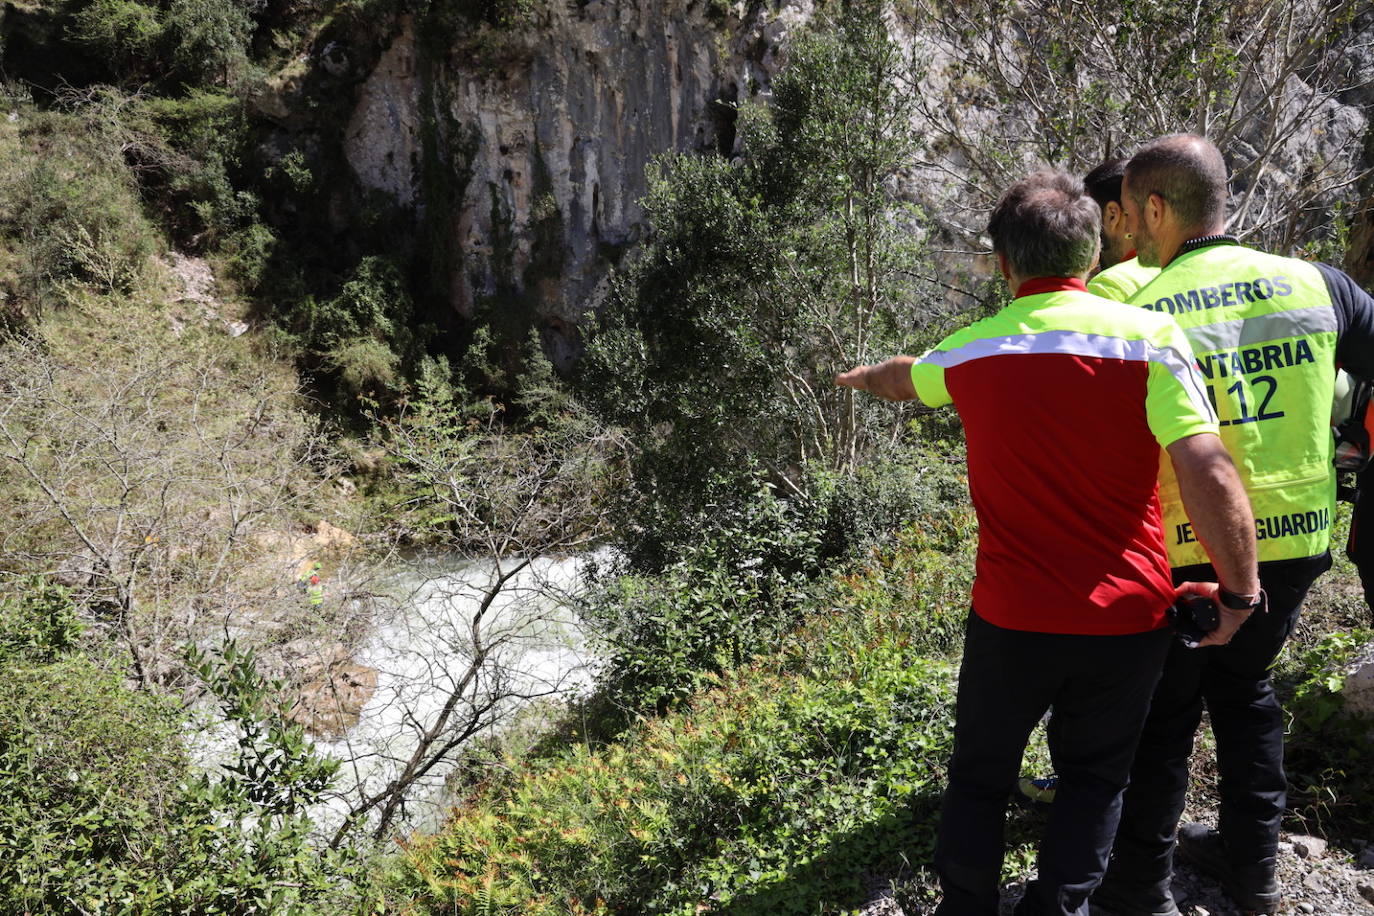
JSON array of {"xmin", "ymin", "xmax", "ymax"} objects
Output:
[{"xmin": 1218, "ymin": 586, "xmax": 1263, "ymax": 611}]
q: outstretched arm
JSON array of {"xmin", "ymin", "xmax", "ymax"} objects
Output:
[
  {"xmin": 834, "ymin": 357, "xmax": 919, "ymax": 402},
  {"xmin": 1166, "ymin": 432, "xmax": 1260, "ymax": 646}
]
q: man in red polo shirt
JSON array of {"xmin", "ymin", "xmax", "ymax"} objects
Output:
[
  {"xmin": 1015, "ymin": 157, "xmax": 1168, "ymax": 811},
  {"xmin": 836, "ymin": 169, "xmax": 1259, "ymax": 916}
]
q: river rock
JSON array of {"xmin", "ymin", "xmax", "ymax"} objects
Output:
[
  {"xmin": 1293, "ymin": 835, "xmax": 1329, "ymax": 859},
  {"xmin": 1342, "ymin": 650, "xmax": 1374, "ymax": 719},
  {"xmin": 277, "ymin": 638, "xmax": 349, "ymax": 676},
  {"xmin": 277, "ymin": 639, "xmax": 378, "ymax": 738},
  {"xmin": 313, "ymin": 519, "xmax": 357, "ymax": 550},
  {"xmin": 288, "ymin": 661, "xmax": 378, "ymax": 739}
]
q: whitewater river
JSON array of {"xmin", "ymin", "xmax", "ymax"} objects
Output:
[{"xmin": 193, "ymin": 553, "xmax": 598, "ymax": 841}]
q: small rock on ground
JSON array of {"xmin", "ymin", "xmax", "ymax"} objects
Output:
[{"xmin": 1293, "ymin": 835, "xmax": 1329, "ymax": 860}]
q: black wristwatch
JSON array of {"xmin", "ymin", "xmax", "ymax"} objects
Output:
[{"xmin": 1218, "ymin": 587, "xmax": 1263, "ymax": 612}]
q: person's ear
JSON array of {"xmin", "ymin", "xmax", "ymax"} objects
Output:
[
  {"xmin": 1146, "ymin": 192, "xmax": 1166, "ymax": 229},
  {"xmin": 997, "ymin": 251, "xmax": 1011, "ymax": 283},
  {"xmin": 1104, "ymin": 200, "xmax": 1122, "ymax": 232}
]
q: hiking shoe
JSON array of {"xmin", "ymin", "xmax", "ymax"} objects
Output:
[
  {"xmin": 1015, "ymin": 775, "xmax": 1058, "ymax": 807},
  {"xmin": 1176, "ymin": 822, "xmax": 1280, "ymax": 914},
  {"xmin": 1089, "ymin": 872, "xmax": 1181, "ymax": 916}
]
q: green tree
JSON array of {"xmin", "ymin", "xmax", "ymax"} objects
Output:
[
  {"xmin": 580, "ymin": 1, "xmax": 940, "ymax": 562},
  {"xmin": 163, "ymin": 0, "xmax": 256, "ymax": 87},
  {"xmin": 761, "ymin": 2, "xmax": 934, "ymax": 470},
  {"xmin": 68, "ymin": 0, "xmax": 165, "ymax": 83}
]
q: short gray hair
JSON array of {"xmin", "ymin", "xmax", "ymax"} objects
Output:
[{"xmin": 988, "ymin": 170, "xmax": 1100, "ymax": 279}]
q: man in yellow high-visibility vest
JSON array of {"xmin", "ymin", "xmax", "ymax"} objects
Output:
[{"xmin": 1094, "ymin": 134, "xmax": 1374, "ymax": 916}]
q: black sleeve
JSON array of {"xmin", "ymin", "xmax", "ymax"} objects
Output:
[{"xmin": 1317, "ymin": 262, "xmax": 1374, "ymax": 379}]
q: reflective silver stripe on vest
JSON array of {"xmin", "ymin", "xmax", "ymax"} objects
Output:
[
  {"xmin": 922, "ymin": 330, "xmax": 1217, "ymax": 422},
  {"xmin": 1182, "ymin": 305, "xmax": 1338, "ymax": 354}
]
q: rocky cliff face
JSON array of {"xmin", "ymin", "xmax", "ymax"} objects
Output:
[
  {"xmin": 341, "ymin": 0, "xmax": 813, "ymax": 369},
  {"xmin": 328, "ymin": 0, "xmax": 1374, "ymax": 371}
]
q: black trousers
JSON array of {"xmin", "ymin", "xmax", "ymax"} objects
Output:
[
  {"xmin": 1106, "ymin": 553, "xmax": 1330, "ymax": 887},
  {"xmin": 934, "ymin": 611, "xmax": 1173, "ymax": 916}
]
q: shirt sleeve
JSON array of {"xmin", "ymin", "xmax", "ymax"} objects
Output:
[
  {"xmin": 910, "ymin": 348, "xmax": 952, "ymax": 408},
  {"xmin": 1144, "ymin": 321, "xmax": 1221, "ymax": 448},
  {"xmin": 1317, "ymin": 262, "xmax": 1374, "ymax": 379},
  {"xmin": 1086, "ymin": 271, "xmax": 1130, "ymax": 302}
]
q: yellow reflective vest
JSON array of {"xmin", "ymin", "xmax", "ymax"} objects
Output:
[
  {"xmin": 1129, "ymin": 243, "xmax": 1337, "ymax": 566},
  {"xmin": 1088, "ymin": 256, "xmax": 1159, "ymax": 303}
]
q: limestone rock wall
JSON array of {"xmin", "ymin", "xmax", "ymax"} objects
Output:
[{"xmin": 342, "ymin": 0, "xmax": 814, "ymax": 369}]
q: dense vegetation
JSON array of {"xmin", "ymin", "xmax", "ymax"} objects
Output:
[
  {"xmin": 0, "ymin": 0, "xmax": 1372, "ymax": 913},
  {"xmin": 0, "ymin": 584, "xmax": 368, "ymax": 914}
]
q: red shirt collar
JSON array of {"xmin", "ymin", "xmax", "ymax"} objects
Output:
[
  {"xmin": 1014, "ymin": 277, "xmax": 1088, "ymax": 299},
  {"xmin": 1123, "ymin": 249, "xmax": 1137, "ymax": 260}
]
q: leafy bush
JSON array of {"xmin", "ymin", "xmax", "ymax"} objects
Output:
[
  {"xmin": 0, "ymin": 584, "xmax": 366, "ymax": 914},
  {"xmin": 391, "ymin": 606, "xmax": 958, "ymax": 915},
  {"xmin": 582, "ymin": 449, "xmax": 973, "ymax": 718},
  {"xmin": 222, "ymin": 218, "xmax": 277, "ymax": 287},
  {"xmin": 291, "ymin": 254, "xmax": 431, "ymax": 400},
  {"xmin": 101, "ymin": 88, "xmax": 264, "ymax": 262},
  {"xmin": 0, "ymin": 653, "xmax": 189, "ymax": 913},
  {"xmin": 1280, "ymin": 628, "xmax": 1374, "ymax": 838},
  {"xmin": 417, "ymin": 0, "xmax": 544, "ymax": 64},
  {"xmin": 172, "ymin": 641, "xmax": 357, "ymax": 912},
  {"xmin": 806, "ymin": 455, "xmax": 972, "ymax": 564},
  {"xmin": 582, "ymin": 477, "xmax": 827, "ymax": 715},
  {"xmin": 0, "ymin": 584, "xmax": 184, "ymax": 912},
  {"xmin": 0, "ymin": 109, "xmax": 158, "ymax": 315},
  {"xmin": 0, "ymin": 578, "xmax": 82, "ymax": 663},
  {"xmin": 445, "ymin": 0, "xmax": 541, "ymax": 29},
  {"xmin": 826, "ymin": 524, "xmax": 975, "ymax": 661},
  {"xmin": 68, "ymin": 0, "xmax": 165, "ymax": 81},
  {"xmin": 162, "ymin": 0, "xmax": 256, "ymax": 87}
]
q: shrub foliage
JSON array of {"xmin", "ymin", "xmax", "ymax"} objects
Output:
[{"xmin": 392, "ymin": 602, "xmax": 959, "ymax": 915}]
